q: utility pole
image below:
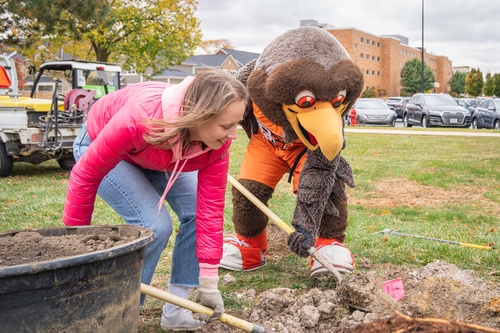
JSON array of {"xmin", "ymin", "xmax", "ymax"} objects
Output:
[{"xmin": 421, "ymin": 0, "xmax": 425, "ymax": 93}]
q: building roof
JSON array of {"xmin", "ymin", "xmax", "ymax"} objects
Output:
[
  {"xmin": 152, "ymin": 68, "xmax": 193, "ymax": 78},
  {"xmin": 216, "ymin": 48, "xmax": 260, "ymax": 67},
  {"xmin": 184, "ymin": 54, "xmax": 229, "ymax": 68}
]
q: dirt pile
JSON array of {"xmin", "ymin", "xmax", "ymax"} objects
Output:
[
  {"xmin": 0, "ymin": 228, "xmax": 137, "ymax": 267},
  {"xmin": 197, "ymin": 260, "xmax": 500, "ymax": 332}
]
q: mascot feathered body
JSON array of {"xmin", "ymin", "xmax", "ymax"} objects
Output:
[{"xmin": 221, "ymin": 27, "xmax": 364, "ymax": 278}]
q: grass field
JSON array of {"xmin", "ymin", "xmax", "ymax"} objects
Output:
[{"xmin": 1, "ymin": 128, "xmax": 499, "ymax": 332}]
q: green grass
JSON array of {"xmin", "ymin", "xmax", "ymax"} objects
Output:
[{"xmin": 1, "ymin": 129, "xmax": 499, "ymax": 332}]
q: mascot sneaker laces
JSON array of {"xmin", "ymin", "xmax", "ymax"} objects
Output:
[
  {"xmin": 311, "ymin": 238, "xmax": 354, "ymax": 278},
  {"xmin": 220, "ymin": 234, "xmax": 267, "ymax": 271}
]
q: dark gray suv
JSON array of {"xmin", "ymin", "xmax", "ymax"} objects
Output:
[
  {"xmin": 403, "ymin": 93, "xmax": 471, "ymax": 128},
  {"xmin": 471, "ymin": 98, "xmax": 500, "ymax": 129}
]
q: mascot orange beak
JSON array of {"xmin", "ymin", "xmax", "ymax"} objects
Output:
[{"xmin": 283, "ymin": 101, "xmax": 347, "ymax": 160}]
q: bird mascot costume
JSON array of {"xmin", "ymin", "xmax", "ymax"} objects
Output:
[{"xmin": 221, "ymin": 27, "xmax": 364, "ymax": 278}]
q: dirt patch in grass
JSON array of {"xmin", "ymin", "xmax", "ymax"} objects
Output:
[
  {"xmin": 139, "ymin": 223, "xmax": 500, "ymax": 332},
  {"xmin": 179, "ymin": 261, "xmax": 500, "ymax": 333},
  {"xmin": 138, "ymin": 179, "xmax": 500, "ymax": 332},
  {"xmin": 348, "ymin": 177, "xmax": 500, "ymax": 216},
  {"xmin": 163, "ymin": 176, "xmax": 496, "ymax": 333}
]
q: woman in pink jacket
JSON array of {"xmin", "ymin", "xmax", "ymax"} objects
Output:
[{"xmin": 63, "ymin": 70, "xmax": 247, "ymax": 331}]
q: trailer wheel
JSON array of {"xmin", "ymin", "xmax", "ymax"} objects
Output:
[
  {"xmin": 58, "ymin": 156, "xmax": 76, "ymax": 171},
  {"xmin": 0, "ymin": 142, "xmax": 14, "ymax": 177}
]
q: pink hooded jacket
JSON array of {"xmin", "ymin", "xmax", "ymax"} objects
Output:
[{"xmin": 63, "ymin": 77, "xmax": 230, "ymax": 265}]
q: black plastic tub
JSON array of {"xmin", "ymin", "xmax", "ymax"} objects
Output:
[{"xmin": 0, "ymin": 225, "xmax": 153, "ymax": 333}]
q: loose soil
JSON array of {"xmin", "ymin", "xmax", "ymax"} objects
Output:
[
  {"xmin": 141, "ymin": 223, "xmax": 500, "ymax": 333},
  {"xmin": 140, "ymin": 178, "xmax": 500, "ymax": 332},
  {"xmin": 0, "ymin": 228, "xmax": 137, "ymax": 267}
]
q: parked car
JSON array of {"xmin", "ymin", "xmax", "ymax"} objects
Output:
[
  {"xmin": 460, "ymin": 98, "xmax": 481, "ymax": 108},
  {"xmin": 386, "ymin": 97, "xmax": 406, "ymax": 110},
  {"xmin": 392, "ymin": 97, "xmax": 410, "ymax": 119},
  {"xmin": 454, "ymin": 98, "xmax": 475, "ymax": 114},
  {"xmin": 470, "ymin": 98, "xmax": 500, "ymax": 129},
  {"xmin": 403, "ymin": 93, "xmax": 471, "ymax": 128},
  {"xmin": 352, "ymin": 98, "xmax": 397, "ymax": 126}
]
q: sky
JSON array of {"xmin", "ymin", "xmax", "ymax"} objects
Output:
[{"xmin": 195, "ymin": 0, "xmax": 500, "ymax": 74}]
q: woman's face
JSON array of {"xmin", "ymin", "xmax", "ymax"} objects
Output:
[{"xmin": 191, "ymin": 99, "xmax": 245, "ymax": 150}]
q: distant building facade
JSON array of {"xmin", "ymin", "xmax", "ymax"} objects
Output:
[
  {"xmin": 452, "ymin": 66, "xmax": 471, "ymax": 74},
  {"xmin": 326, "ymin": 27, "xmax": 453, "ymax": 97}
]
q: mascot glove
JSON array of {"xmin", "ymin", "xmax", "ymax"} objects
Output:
[
  {"xmin": 194, "ymin": 276, "xmax": 224, "ymax": 321},
  {"xmin": 287, "ymin": 225, "xmax": 314, "ymax": 258}
]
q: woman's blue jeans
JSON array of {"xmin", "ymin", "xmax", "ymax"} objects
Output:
[{"xmin": 73, "ymin": 123, "xmax": 199, "ymax": 305}]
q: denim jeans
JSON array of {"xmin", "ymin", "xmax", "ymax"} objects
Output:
[{"xmin": 73, "ymin": 123, "xmax": 199, "ymax": 304}]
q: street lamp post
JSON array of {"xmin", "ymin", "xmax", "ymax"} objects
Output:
[{"xmin": 421, "ymin": 0, "xmax": 425, "ymax": 93}]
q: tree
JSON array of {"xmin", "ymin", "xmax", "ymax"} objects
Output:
[
  {"xmin": 483, "ymin": 73, "xmax": 494, "ymax": 96},
  {"xmin": 400, "ymin": 58, "xmax": 435, "ymax": 96},
  {"xmin": 448, "ymin": 71, "xmax": 467, "ymax": 97},
  {"xmin": 3, "ymin": 0, "xmax": 201, "ymax": 76},
  {"xmin": 492, "ymin": 74, "xmax": 500, "ymax": 97},
  {"xmin": 465, "ymin": 68, "xmax": 483, "ymax": 97}
]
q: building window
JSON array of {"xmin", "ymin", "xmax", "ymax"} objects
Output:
[
  {"xmin": 360, "ymin": 53, "xmax": 364, "ymax": 59},
  {"xmin": 372, "ymin": 55, "xmax": 375, "ymax": 60},
  {"xmin": 377, "ymin": 42, "xmax": 380, "ymax": 47},
  {"xmin": 372, "ymin": 41, "xmax": 375, "ymax": 46},
  {"xmin": 361, "ymin": 37, "xmax": 364, "ymax": 43},
  {"xmin": 377, "ymin": 57, "xmax": 380, "ymax": 61},
  {"xmin": 355, "ymin": 43, "xmax": 357, "ymax": 48},
  {"xmin": 372, "ymin": 70, "xmax": 375, "ymax": 75},
  {"xmin": 366, "ymin": 54, "xmax": 370, "ymax": 59},
  {"xmin": 366, "ymin": 70, "xmax": 370, "ymax": 75},
  {"xmin": 377, "ymin": 71, "xmax": 380, "ymax": 76},
  {"xmin": 367, "ymin": 39, "xmax": 370, "ymax": 44}
]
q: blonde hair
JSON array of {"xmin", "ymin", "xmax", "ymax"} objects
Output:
[{"xmin": 144, "ymin": 70, "xmax": 248, "ymax": 149}]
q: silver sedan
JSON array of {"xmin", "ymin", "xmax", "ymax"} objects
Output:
[{"xmin": 352, "ymin": 98, "xmax": 397, "ymax": 126}]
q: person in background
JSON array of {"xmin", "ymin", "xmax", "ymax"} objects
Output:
[{"xmin": 63, "ymin": 70, "xmax": 248, "ymax": 331}]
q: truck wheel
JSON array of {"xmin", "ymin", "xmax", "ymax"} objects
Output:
[
  {"xmin": 58, "ymin": 156, "xmax": 76, "ymax": 171},
  {"xmin": 0, "ymin": 142, "xmax": 14, "ymax": 177}
]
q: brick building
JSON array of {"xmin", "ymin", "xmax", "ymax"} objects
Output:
[{"xmin": 325, "ymin": 27, "xmax": 453, "ymax": 97}]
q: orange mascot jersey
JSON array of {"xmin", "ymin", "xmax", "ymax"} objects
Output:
[{"xmin": 238, "ymin": 103, "xmax": 307, "ymax": 193}]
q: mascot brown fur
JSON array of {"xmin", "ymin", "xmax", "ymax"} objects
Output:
[{"xmin": 221, "ymin": 27, "xmax": 364, "ymax": 278}]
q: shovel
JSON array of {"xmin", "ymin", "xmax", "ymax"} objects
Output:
[
  {"xmin": 375, "ymin": 228, "xmax": 494, "ymax": 250},
  {"xmin": 140, "ymin": 283, "xmax": 273, "ymax": 333},
  {"xmin": 227, "ymin": 174, "xmax": 344, "ymax": 283}
]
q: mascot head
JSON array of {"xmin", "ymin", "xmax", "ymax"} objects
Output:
[{"xmin": 243, "ymin": 27, "xmax": 363, "ymax": 160}]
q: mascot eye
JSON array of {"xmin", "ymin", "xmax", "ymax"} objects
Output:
[
  {"xmin": 331, "ymin": 90, "xmax": 347, "ymax": 108},
  {"xmin": 295, "ymin": 90, "xmax": 316, "ymax": 108}
]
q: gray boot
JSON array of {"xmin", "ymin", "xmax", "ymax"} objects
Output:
[{"xmin": 160, "ymin": 305, "xmax": 205, "ymax": 332}]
